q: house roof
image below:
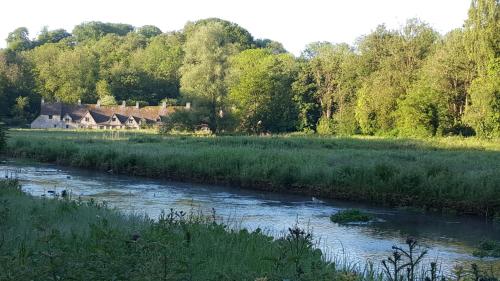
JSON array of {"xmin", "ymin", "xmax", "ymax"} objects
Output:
[{"xmin": 39, "ymin": 102, "xmax": 181, "ymax": 124}]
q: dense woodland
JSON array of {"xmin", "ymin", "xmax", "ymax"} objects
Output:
[{"xmin": 0, "ymin": 0, "xmax": 498, "ymax": 137}]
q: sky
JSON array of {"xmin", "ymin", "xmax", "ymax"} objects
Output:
[{"xmin": 1, "ymin": 0, "xmax": 471, "ymax": 56}]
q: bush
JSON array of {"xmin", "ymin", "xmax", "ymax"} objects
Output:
[
  {"xmin": 330, "ymin": 209, "xmax": 372, "ymax": 224},
  {"xmin": 316, "ymin": 116, "xmax": 336, "ymax": 135}
]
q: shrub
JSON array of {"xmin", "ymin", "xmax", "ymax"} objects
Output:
[
  {"xmin": 316, "ymin": 116, "xmax": 336, "ymax": 135},
  {"xmin": 330, "ymin": 209, "xmax": 372, "ymax": 224}
]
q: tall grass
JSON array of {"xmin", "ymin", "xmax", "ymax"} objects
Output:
[
  {"xmin": 5, "ymin": 129, "xmax": 500, "ymax": 217},
  {"xmin": 0, "ymin": 180, "xmax": 343, "ymax": 280}
]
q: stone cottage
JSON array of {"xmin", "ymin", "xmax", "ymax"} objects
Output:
[{"xmin": 31, "ymin": 99, "xmax": 189, "ymax": 129}]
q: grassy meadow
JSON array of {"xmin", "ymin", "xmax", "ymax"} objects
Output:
[{"xmin": 5, "ymin": 129, "xmax": 500, "ymax": 217}]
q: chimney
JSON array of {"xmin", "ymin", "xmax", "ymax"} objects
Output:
[
  {"xmin": 161, "ymin": 101, "xmax": 166, "ymax": 109},
  {"xmin": 96, "ymin": 100, "xmax": 101, "ymax": 107},
  {"xmin": 41, "ymin": 98, "xmax": 45, "ymax": 105},
  {"xmin": 78, "ymin": 99, "xmax": 81, "ymax": 105},
  {"xmin": 185, "ymin": 102, "xmax": 191, "ymax": 109},
  {"xmin": 135, "ymin": 101, "xmax": 140, "ymax": 109},
  {"xmin": 121, "ymin": 101, "xmax": 126, "ymax": 108}
]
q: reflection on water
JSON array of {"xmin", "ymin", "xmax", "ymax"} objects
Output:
[{"xmin": 1, "ymin": 160, "xmax": 499, "ymax": 271}]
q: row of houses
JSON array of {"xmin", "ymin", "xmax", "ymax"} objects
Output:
[{"xmin": 30, "ymin": 99, "xmax": 190, "ymax": 129}]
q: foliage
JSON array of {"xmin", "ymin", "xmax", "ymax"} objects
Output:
[
  {"xmin": 181, "ymin": 21, "xmax": 247, "ymax": 133},
  {"xmin": 160, "ymin": 108, "xmax": 207, "ymax": 133},
  {"xmin": 473, "ymin": 240, "xmax": 500, "ymax": 258},
  {"xmin": 0, "ymin": 0, "xmax": 499, "ymax": 136},
  {"xmin": 228, "ymin": 49, "xmax": 298, "ymax": 133},
  {"xmin": 464, "ymin": 58, "xmax": 500, "ymax": 137},
  {"xmin": 330, "ymin": 209, "xmax": 372, "ymax": 224},
  {"xmin": 0, "ymin": 180, "xmax": 340, "ymax": 281}
]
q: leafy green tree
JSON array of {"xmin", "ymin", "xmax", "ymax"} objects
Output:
[
  {"xmin": 464, "ymin": 58, "xmax": 500, "ymax": 137},
  {"xmin": 6, "ymin": 27, "xmax": 32, "ymax": 52},
  {"xmin": 463, "ymin": 0, "xmax": 500, "ymax": 136},
  {"xmin": 228, "ymin": 49, "xmax": 298, "ymax": 133},
  {"xmin": 29, "ymin": 43, "xmax": 99, "ymax": 103},
  {"xmin": 181, "ymin": 21, "xmax": 245, "ymax": 132},
  {"xmin": 254, "ymin": 39, "xmax": 287, "ymax": 54},
  {"xmin": 183, "ymin": 18, "xmax": 254, "ymax": 49},
  {"xmin": 302, "ymin": 42, "xmax": 359, "ymax": 134},
  {"xmin": 72, "ymin": 22, "xmax": 134, "ymax": 42},
  {"xmin": 0, "ymin": 50, "xmax": 37, "ymax": 123},
  {"xmin": 131, "ymin": 33, "xmax": 184, "ymax": 102},
  {"xmin": 292, "ymin": 61, "xmax": 321, "ymax": 132},
  {"xmin": 355, "ymin": 19, "xmax": 438, "ymax": 135},
  {"xmin": 136, "ymin": 25, "xmax": 162, "ymax": 38},
  {"xmin": 35, "ymin": 27, "xmax": 71, "ymax": 46}
]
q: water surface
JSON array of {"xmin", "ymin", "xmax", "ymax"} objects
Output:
[{"xmin": 2, "ymin": 160, "xmax": 499, "ymax": 271}]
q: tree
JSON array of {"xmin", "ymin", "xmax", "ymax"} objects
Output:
[
  {"xmin": 136, "ymin": 25, "xmax": 162, "ymax": 38},
  {"xmin": 29, "ymin": 43, "xmax": 99, "ymax": 103},
  {"xmin": 35, "ymin": 27, "xmax": 71, "ymax": 46},
  {"xmin": 0, "ymin": 50, "xmax": 37, "ymax": 123},
  {"xmin": 131, "ymin": 33, "xmax": 184, "ymax": 102},
  {"xmin": 464, "ymin": 58, "xmax": 500, "ymax": 137},
  {"xmin": 355, "ymin": 20, "xmax": 438, "ymax": 135},
  {"xmin": 292, "ymin": 60, "xmax": 321, "ymax": 132},
  {"xmin": 463, "ymin": 0, "xmax": 500, "ymax": 136},
  {"xmin": 181, "ymin": 21, "xmax": 245, "ymax": 132},
  {"xmin": 254, "ymin": 38, "xmax": 287, "ymax": 54},
  {"xmin": 72, "ymin": 22, "xmax": 134, "ymax": 42},
  {"xmin": 6, "ymin": 27, "xmax": 32, "ymax": 52},
  {"xmin": 229, "ymin": 49, "xmax": 298, "ymax": 133},
  {"xmin": 302, "ymin": 42, "xmax": 359, "ymax": 134}
]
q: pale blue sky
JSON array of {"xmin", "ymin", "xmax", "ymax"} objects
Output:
[{"xmin": 1, "ymin": 0, "xmax": 471, "ymax": 55}]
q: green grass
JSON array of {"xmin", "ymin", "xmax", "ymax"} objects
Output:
[
  {"xmin": 330, "ymin": 209, "xmax": 373, "ymax": 224},
  {"xmin": 5, "ymin": 129, "xmax": 500, "ymax": 217},
  {"xmin": 0, "ymin": 179, "xmax": 348, "ymax": 281}
]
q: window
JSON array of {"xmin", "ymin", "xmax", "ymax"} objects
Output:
[
  {"xmin": 66, "ymin": 125, "xmax": 69, "ymax": 129},
  {"xmin": 129, "ymin": 119, "xmax": 133, "ymax": 124},
  {"xmin": 65, "ymin": 118, "xmax": 70, "ymax": 122},
  {"xmin": 112, "ymin": 117, "xmax": 117, "ymax": 122},
  {"xmin": 48, "ymin": 115, "xmax": 53, "ymax": 119},
  {"xmin": 85, "ymin": 117, "xmax": 90, "ymax": 122},
  {"xmin": 53, "ymin": 124, "xmax": 57, "ymax": 128}
]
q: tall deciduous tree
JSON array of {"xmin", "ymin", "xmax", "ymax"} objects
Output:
[
  {"xmin": 181, "ymin": 21, "xmax": 244, "ymax": 132},
  {"xmin": 355, "ymin": 20, "xmax": 438, "ymax": 135},
  {"xmin": 229, "ymin": 49, "xmax": 297, "ymax": 133},
  {"xmin": 6, "ymin": 27, "xmax": 32, "ymax": 52},
  {"xmin": 464, "ymin": 0, "xmax": 500, "ymax": 136}
]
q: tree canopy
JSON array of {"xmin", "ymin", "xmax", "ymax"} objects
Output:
[{"xmin": 1, "ymin": 1, "xmax": 499, "ymax": 137}]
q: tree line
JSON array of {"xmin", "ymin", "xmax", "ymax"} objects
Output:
[{"xmin": 0, "ymin": 0, "xmax": 498, "ymax": 137}]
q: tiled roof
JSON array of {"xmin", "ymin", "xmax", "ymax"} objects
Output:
[
  {"xmin": 40, "ymin": 103, "xmax": 62, "ymax": 115},
  {"xmin": 39, "ymin": 102, "xmax": 180, "ymax": 124}
]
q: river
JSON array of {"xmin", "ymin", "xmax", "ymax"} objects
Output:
[{"xmin": 1, "ymin": 160, "xmax": 499, "ymax": 273}]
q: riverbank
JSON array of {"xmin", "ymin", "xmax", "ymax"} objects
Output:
[
  {"xmin": 5, "ymin": 130, "xmax": 500, "ymax": 217},
  {"xmin": 0, "ymin": 179, "xmax": 348, "ymax": 280}
]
